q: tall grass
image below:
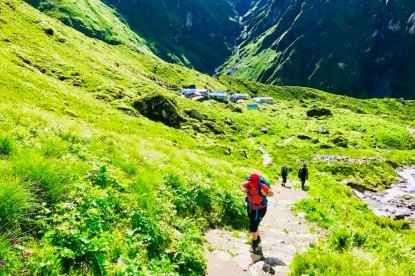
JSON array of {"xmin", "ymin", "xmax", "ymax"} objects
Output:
[
  {"xmin": 12, "ymin": 153, "xmax": 72, "ymax": 204},
  {"xmin": 0, "ymin": 174, "xmax": 35, "ymax": 227}
]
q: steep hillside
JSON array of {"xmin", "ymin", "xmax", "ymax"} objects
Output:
[
  {"xmin": 222, "ymin": 0, "xmax": 415, "ymax": 99},
  {"xmin": 1, "ymin": 0, "xmax": 415, "ymax": 275},
  {"xmin": 25, "ymin": 0, "xmax": 152, "ymax": 53},
  {"xmin": 26, "ymin": 0, "xmax": 242, "ymax": 73}
]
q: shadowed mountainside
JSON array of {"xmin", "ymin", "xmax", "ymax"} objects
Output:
[{"xmin": 222, "ymin": 0, "xmax": 415, "ymax": 99}]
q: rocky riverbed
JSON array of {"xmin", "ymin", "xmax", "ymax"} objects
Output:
[{"xmin": 353, "ymin": 167, "xmax": 415, "ymax": 223}]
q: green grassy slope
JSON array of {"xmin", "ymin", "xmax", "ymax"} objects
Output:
[
  {"xmin": 26, "ymin": 0, "xmax": 242, "ymax": 73},
  {"xmin": 1, "ymin": 0, "xmax": 415, "ymax": 275},
  {"xmin": 25, "ymin": 0, "xmax": 153, "ymax": 54}
]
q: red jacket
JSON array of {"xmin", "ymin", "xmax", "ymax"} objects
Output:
[{"xmin": 242, "ymin": 174, "xmax": 269, "ymax": 210}]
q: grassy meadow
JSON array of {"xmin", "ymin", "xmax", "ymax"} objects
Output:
[{"xmin": 1, "ymin": 0, "xmax": 415, "ymax": 275}]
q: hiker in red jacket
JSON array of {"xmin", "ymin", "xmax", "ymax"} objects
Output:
[{"xmin": 241, "ymin": 173, "xmax": 274, "ymax": 253}]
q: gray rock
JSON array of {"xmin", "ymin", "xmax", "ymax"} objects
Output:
[
  {"xmin": 307, "ymin": 108, "xmax": 332, "ymax": 117},
  {"xmin": 117, "ymin": 106, "xmax": 138, "ymax": 117},
  {"xmin": 232, "ymin": 106, "xmax": 243, "ymax": 113},
  {"xmin": 44, "ymin": 28, "xmax": 54, "ymax": 36},
  {"xmin": 331, "ymin": 136, "xmax": 348, "ymax": 148},
  {"xmin": 297, "ymin": 135, "xmax": 312, "ymax": 140},
  {"xmin": 185, "ymin": 109, "xmax": 203, "ymax": 122},
  {"xmin": 204, "ymin": 121, "xmax": 225, "ymax": 135},
  {"xmin": 224, "ymin": 118, "xmax": 233, "ymax": 125},
  {"xmin": 133, "ymin": 93, "xmax": 185, "ymax": 128},
  {"xmin": 317, "ymin": 127, "xmax": 329, "ymax": 134}
]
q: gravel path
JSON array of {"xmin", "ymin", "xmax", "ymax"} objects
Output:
[{"xmin": 205, "ymin": 183, "xmax": 321, "ymax": 276}]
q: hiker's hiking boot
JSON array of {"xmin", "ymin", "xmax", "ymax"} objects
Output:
[
  {"xmin": 257, "ymin": 236, "xmax": 261, "ymax": 245},
  {"xmin": 249, "ymin": 239, "xmax": 259, "ymax": 253}
]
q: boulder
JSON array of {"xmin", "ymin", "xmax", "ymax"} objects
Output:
[
  {"xmin": 231, "ymin": 106, "xmax": 243, "ymax": 113},
  {"xmin": 117, "ymin": 106, "xmax": 138, "ymax": 117},
  {"xmin": 260, "ymin": 127, "xmax": 268, "ymax": 134},
  {"xmin": 240, "ymin": 150, "xmax": 248, "ymax": 159},
  {"xmin": 57, "ymin": 74, "xmax": 68, "ymax": 81},
  {"xmin": 185, "ymin": 109, "xmax": 203, "ymax": 122},
  {"xmin": 331, "ymin": 135, "xmax": 348, "ymax": 148},
  {"xmin": 320, "ymin": 144, "xmax": 334, "ymax": 149},
  {"xmin": 394, "ymin": 213, "xmax": 411, "ymax": 220},
  {"xmin": 307, "ymin": 108, "xmax": 332, "ymax": 117},
  {"xmin": 133, "ymin": 94, "xmax": 184, "ymax": 128},
  {"xmin": 203, "ymin": 121, "xmax": 225, "ymax": 134},
  {"xmin": 44, "ymin": 28, "xmax": 54, "ymax": 36},
  {"xmin": 297, "ymin": 135, "xmax": 312, "ymax": 140},
  {"xmin": 224, "ymin": 118, "xmax": 233, "ymax": 125},
  {"xmin": 317, "ymin": 126, "xmax": 329, "ymax": 134}
]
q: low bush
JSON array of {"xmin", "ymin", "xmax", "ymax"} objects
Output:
[
  {"xmin": 163, "ymin": 174, "xmax": 246, "ymax": 229},
  {"xmin": 0, "ymin": 135, "xmax": 14, "ymax": 156},
  {"xmin": 331, "ymin": 228, "xmax": 351, "ymax": 252}
]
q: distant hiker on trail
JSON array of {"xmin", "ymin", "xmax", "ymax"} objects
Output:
[
  {"xmin": 298, "ymin": 164, "xmax": 309, "ymax": 190},
  {"xmin": 281, "ymin": 164, "xmax": 288, "ymax": 187},
  {"xmin": 241, "ymin": 173, "xmax": 274, "ymax": 253}
]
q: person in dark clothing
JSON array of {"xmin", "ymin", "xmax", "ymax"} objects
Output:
[
  {"xmin": 298, "ymin": 164, "xmax": 309, "ymax": 190},
  {"xmin": 281, "ymin": 164, "xmax": 288, "ymax": 187}
]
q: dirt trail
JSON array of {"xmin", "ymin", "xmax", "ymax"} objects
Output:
[{"xmin": 205, "ymin": 183, "xmax": 320, "ymax": 275}]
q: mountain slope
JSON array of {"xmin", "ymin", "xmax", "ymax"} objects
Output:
[
  {"xmin": 25, "ymin": 0, "xmax": 153, "ymax": 54},
  {"xmin": 1, "ymin": 1, "xmax": 415, "ymax": 275},
  {"xmin": 222, "ymin": 0, "xmax": 415, "ymax": 98},
  {"xmin": 26, "ymin": 0, "xmax": 242, "ymax": 73}
]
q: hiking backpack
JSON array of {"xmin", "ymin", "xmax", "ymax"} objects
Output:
[
  {"xmin": 282, "ymin": 167, "xmax": 288, "ymax": 175},
  {"xmin": 245, "ymin": 176, "xmax": 269, "ymax": 219}
]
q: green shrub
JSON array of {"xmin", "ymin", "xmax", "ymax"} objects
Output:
[
  {"xmin": 0, "ymin": 135, "xmax": 14, "ymax": 156},
  {"xmin": 331, "ymin": 228, "xmax": 351, "ymax": 252},
  {"xmin": 352, "ymin": 231, "xmax": 367, "ymax": 247},
  {"xmin": 172, "ymin": 236, "xmax": 206, "ymax": 276},
  {"xmin": 86, "ymin": 165, "xmax": 125, "ymax": 192},
  {"xmin": 163, "ymin": 174, "xmax": 245, "ymax": 229},
  {"xmin": 25, "ymin": 244, "xmax": 62, "ymax": 276},
  {"xmin": 41, "ymin": 187, "xmax": 125, "ymax": 275},
  {"xmin": 131, "ymin": 211, "xmax": 170, "ymax": 257},
  {"xmin": 217, "ymin": 190, "xmax": 246, "ymax": 229}
]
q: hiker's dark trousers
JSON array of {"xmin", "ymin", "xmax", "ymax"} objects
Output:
[
  {"xmin": 282, "ymin": 175, "xmax": 287, "ymax": 183},
  {"xmin": 247, "ymin": 207, "xmax": 267, "ymax": 232},
  {"xmin": 301, "ymin": 179, "xmax": 306, "ymax": 189}
]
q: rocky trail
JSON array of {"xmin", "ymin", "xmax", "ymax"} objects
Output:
[{"xmin": 205, "ymin": 183, "xmax": 321, "ymax": 275}]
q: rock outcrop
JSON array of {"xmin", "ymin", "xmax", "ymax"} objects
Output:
[
  {"xmin": 307, "ymin": 108, "xmax": 332, "ymax": 117},
  {"xmin": 133, "ymin": 94, "xmax": 184, "ymax": 128}
]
